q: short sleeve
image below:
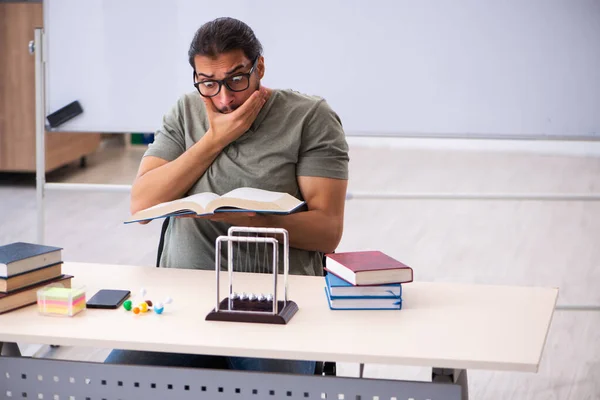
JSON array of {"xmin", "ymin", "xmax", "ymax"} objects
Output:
[
  {"xmin": 296, "ymin": 100, "xmax": 349, "ymax": 179},
  {"xmin": 143, "ymin": 98, "xmax": 186, "ymax": 161}
]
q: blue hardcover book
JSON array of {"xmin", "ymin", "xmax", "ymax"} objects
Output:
[
  {"xmin": 325, "ymin": 273, "xmax": 402, "ymax": 298},
  {"xmin": 324, "ymin": 286, "xmax": 402, "ymax": 310}
]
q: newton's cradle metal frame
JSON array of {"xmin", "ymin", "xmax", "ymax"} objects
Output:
[{"xmin": 205, "ymin": 227, "xmax": 299, "ymax": 324}]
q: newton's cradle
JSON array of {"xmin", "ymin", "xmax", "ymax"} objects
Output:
[{"xmin": 205, "ymin": 227, "xmax": 298, "ymax": 324}]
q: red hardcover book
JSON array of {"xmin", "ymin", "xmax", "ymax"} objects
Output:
[{"xmin": 324, "ymin": 251, "xmax": 413, "ymax": 286}]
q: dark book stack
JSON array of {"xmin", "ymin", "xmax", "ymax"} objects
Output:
[{"xmin": 0, "ymin": 242, "xmax": 72, "ymax": 314}]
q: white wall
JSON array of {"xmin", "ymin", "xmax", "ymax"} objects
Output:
[{"xmin": 45, "ymin": 0, "xmax": 600, "ymax": 138}]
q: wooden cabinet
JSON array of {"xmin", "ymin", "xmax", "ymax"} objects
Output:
[{"xmin": 0, "ymin": 2, "xmax": 100, "ymax": 173}]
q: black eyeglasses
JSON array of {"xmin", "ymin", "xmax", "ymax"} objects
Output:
[{"xmin": 193, "ymin": 58, "xmax": 258, "ymax": 98}]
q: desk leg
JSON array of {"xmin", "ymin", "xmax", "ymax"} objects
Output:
[
  {"xmin": 432, "ymin": 367, "xmax": 468, "ymax": 400},
  {"xmin": 359, "ymin": 363, "xmax": 364, "ymax": 378},
  {"xmin": 0, "ymin": 342, "xmax": 21, "ymax": 357}
]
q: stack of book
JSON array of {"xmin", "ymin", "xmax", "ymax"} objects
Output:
[
  {"xmin": 323, "ymin": 251, "xmax": 413, "ymax": 310},
  {"xmin": 0, "ymin": 242, "xmax": 72, "ymax": 314}
]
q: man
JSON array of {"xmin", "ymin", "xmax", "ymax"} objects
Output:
[{"xmin": 107, "ymin": 17, "xmax": 349, "ymax": 373}]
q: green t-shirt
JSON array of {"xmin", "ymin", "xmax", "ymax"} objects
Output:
[{"xmin": 144, "ymin": 89, "xmax": 349, "ymax": 276}]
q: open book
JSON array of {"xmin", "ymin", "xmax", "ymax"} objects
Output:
[{"xmin": 125, "ymin": 187, "xmax": 306, "ymax": 223}]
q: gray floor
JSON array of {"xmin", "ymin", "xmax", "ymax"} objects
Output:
[{"xmin": 1, "ymin": 136, "xmax": 599, "ymax": 399}]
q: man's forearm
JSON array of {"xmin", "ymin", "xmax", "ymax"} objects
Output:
[
  {"xmin": 131, "ymin": 132, "xmax": 224, "ymax": 214},
  {"xmin": 248, "ymin": 211, "xmax": 343, "ymax": 254}
]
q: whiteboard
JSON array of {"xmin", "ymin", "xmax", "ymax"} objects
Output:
[{"xmin": 45, "ymin": 0, "xmax": 600, "ymax": 138}]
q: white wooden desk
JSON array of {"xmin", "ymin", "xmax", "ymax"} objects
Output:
[{"xmin": 0, "ymin": 262, "xmax": 558, "ymax": 400}]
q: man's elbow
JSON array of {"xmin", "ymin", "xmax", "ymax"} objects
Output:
[
  {"xmin": 130, "ymin": 195, "xmax": 152, "ymax": 225},
  {"xmin": 323, "ymin": 220, "xmax": 343, "ymax": 254},
  {"xmin": 130, "ymin": 200, "xmax": 141, "ymax": 216},
  {"xmin": 129, "ymin": 184, "xmax": 146, "ymax": 216}
]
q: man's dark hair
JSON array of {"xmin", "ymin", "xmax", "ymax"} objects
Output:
[{"xmin": 188, "ymin": 17, "xmax": 263, "ymax": 69}]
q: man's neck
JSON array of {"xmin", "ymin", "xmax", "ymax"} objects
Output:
[{"xmin": 261, "ymin": 86, "xmax": 273, "ymax": 102}]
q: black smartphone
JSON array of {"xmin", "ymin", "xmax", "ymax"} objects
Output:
[{"xmin": 86, "ymin": 289, "xmax": 131, "ymax": 309}]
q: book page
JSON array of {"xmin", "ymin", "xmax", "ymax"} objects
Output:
[
  {"xmin": 221, "ymin": 187, "xmax": 285, "ymax": 202},
  {"xmin": 142, "ymin": 192, "xmax": 219, "ymax": 212},
  {"xmin": 184, "ymin": 192, "xmax": 220, "ymax": 209},
  {"xmin": 126, "ymin": 192, "xmax": 220, "ymax": 223}
]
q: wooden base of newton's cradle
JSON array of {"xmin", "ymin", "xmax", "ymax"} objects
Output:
[{"xmin": 206, "ymin": 298, "xmax": 299, "ymax": 324}]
